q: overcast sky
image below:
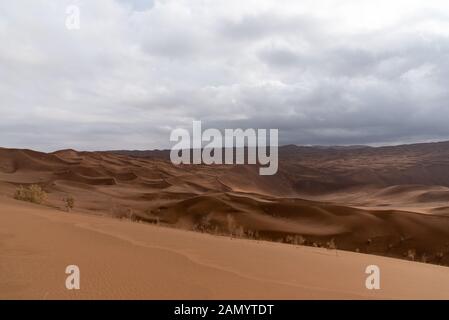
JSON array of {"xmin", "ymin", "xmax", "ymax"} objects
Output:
[{"xmin": 2, "ymin": 0, "xmax": 449, "ymax": 151}]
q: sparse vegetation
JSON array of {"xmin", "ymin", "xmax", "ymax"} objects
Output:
[
  {"xmin": 285, "ymin": 235, "xmax": 306, "ymax": 245},
  {"xmin": 195, "ymin": 216, "xmax": 213, "ymax": 233},
  {"xmin": 406, "ymin": 249, "xmax": 416, "ymax": 261},
  {"xmin": 14, "ymin": 185, "xmax": 47, "ymax": 204},
  {"xmin": 326, "ymin": 238, "xmax": 337, "ymax": 250},
  {"xmin": 63, "ymin": 196, "xmax": 75, "ymax": 211},
  {"xmin": 110, "ymin": 205, "xmax": 138, "ymax": 221},
  {"xmin": 234, "ymin": 225, "xmax": 245, "ymax": 238},
  {"xmin": 421, "ymin": 253, "xmax": 428, "ymax": 263},
  {"xmin": 245, "ymin": 229, "xmax": 259, "ymax": 239},
  {"xmin": 124, "ymin": 208, "xmax": 138, "ymax": 221}
]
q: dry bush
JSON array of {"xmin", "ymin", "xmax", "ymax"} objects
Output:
[
  {"xmin": 125, "ymin": 208, "xmax": 138, "ymax": 221},
  {"xmin": 195, "ymin": 216, "xmax": 213, "ymax": 232},
  {"xmin": 285, "ymin": 235, "xmax": 306, "ymax": 245},
  {"xmin": 225, "ymin": 214, "xmax": 245, "ymax": 237},
  {"xmin": 110, "ymin": 206, "xmax": 137, "ymax": 221},
  {"xmin": 63, "ymin": 196, "xmax": 75, "ymax": 211},
  {"xmin": 226, "ymin": 214, "xmax": 237, "ymax": 233},
  {"xmin": 14, "ymin": 185, "xmax": 47, "ymax": 204},
  {"xmin": 143, "ymin": 208, "xmax": 161, "ymax": 225},
  {"xmin": 326, "ymin": 238, "xmax": 337, "ymax": 250},
  {"xmin": 406, "ymin": 249, "xmax": 416, "ymax": 261},
  {"xmin": 436, "ymin": 252, "xmax": 444, "ymax": 260},
  {"xmin": 233, "ymin": 225, "xmax": 245, "ymax": 238},
  {"xmin": 246, "ymin": 229, "xmax": 259, "ymax": 239},
  {"xmin": 421, "ymin": 253, "xmax": 428, "ymax": 263}
]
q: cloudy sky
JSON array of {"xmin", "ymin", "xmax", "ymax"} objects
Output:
[{"xmin": 2, "ymin": 0, "xmax": 449, "ymax": 151}]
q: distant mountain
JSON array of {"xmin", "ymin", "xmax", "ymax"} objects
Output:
[
  {"xmin": 108, "ymin": 149, "xmax": 171, "ymax": 160},
  {"xmin": 109, "ymin": 140, "xmax": 449, "ymax": 193}
]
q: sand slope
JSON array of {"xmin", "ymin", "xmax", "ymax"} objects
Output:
[{"xmin": 1, "ymin": 197, "xmax": 448, "ymax": 300}]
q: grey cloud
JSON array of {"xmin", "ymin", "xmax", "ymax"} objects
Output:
[
  {"xmin": 117, "ymin": 0, "xmax": 155, "ymax": 12},
  {"xmin": 2, "ymin": 1, "xmax": 449, "ymax": 151},
  {"xmin": 258, "ymin": 47, "xmax": 303, "ymax": 68}
]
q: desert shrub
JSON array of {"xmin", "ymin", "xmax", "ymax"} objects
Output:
[
  {"xmin": 327, "ymin": 238, "xmax": 337, "ymax": 250},
  {"xmin": 421, "ymin": 253, "xmax": 428, "ymax": 263},
  {"xmin": 225, "ymin": 214, "xmax": 245, "ymax": 237},
  {"xmin": 63, "ymin": 196, "xmax": 75, "ymax": 211},
  {"xmin": 124, "ymin": 208, "xmax": 138, "ymax": 221},
  {"xmin": 14, "ymin": 185, "xmax": 47, "ymax": 204},
  {"xmin": 246, "ymin": 229, "xmax": 259, "ymax": 239},
  {"xmin": 226, "ymin": 214, "xmax": 237, "ymax": 232},
  {"xmin": 285, "ymin": 234, "xmax": 306, "ymax": 245},
  {"xmin": 110, "ymin": 206, "xmax": 136, "ymax": 220},
  {"xmin": 284, "ymin": 235, "xmax": 294, "ymax": 244},
  {"xmin": 436, "ymin": 252, "xmax": 444, "ymax": 260},
  {"xmin": 233, "ymin": 225, "xmax": 245, "ymax": 238},
  {"xmin": 406, "ymin": 249, "xmax": 416, "ymax": 261},
  {"xmin": 195, "ymin": 216, "xmax": 213, "ymax": 232},
  {"xmin": 143, "ymin": 208, "xmax": 161, "ymax": 225},
  {"xmin": 296, "ymin": 235, "xmax": 306, "ymax": 245}
]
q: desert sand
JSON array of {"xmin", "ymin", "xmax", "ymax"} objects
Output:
[
  {"xmin": 2, "ymin": 146, "xmax": 449, "ymax": 266},
  {"xmin": 1, "ymin": 196, "xmax": 449, "ymax": 300},
  {"xmin": 1, "ymin": 144, "xmax": 449, "ymax": 299}
]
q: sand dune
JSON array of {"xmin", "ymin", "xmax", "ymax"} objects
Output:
[
  {"xmin": 1, "ymin": 146, "xmax": 449, "ymax": 266},
  {"xmin": 2, "ymin": 144, "xmax": 449, "ymax": 299},
  {"xmin": 1, "ymin": 197, "xmax": 449, "ymax": 300}
]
